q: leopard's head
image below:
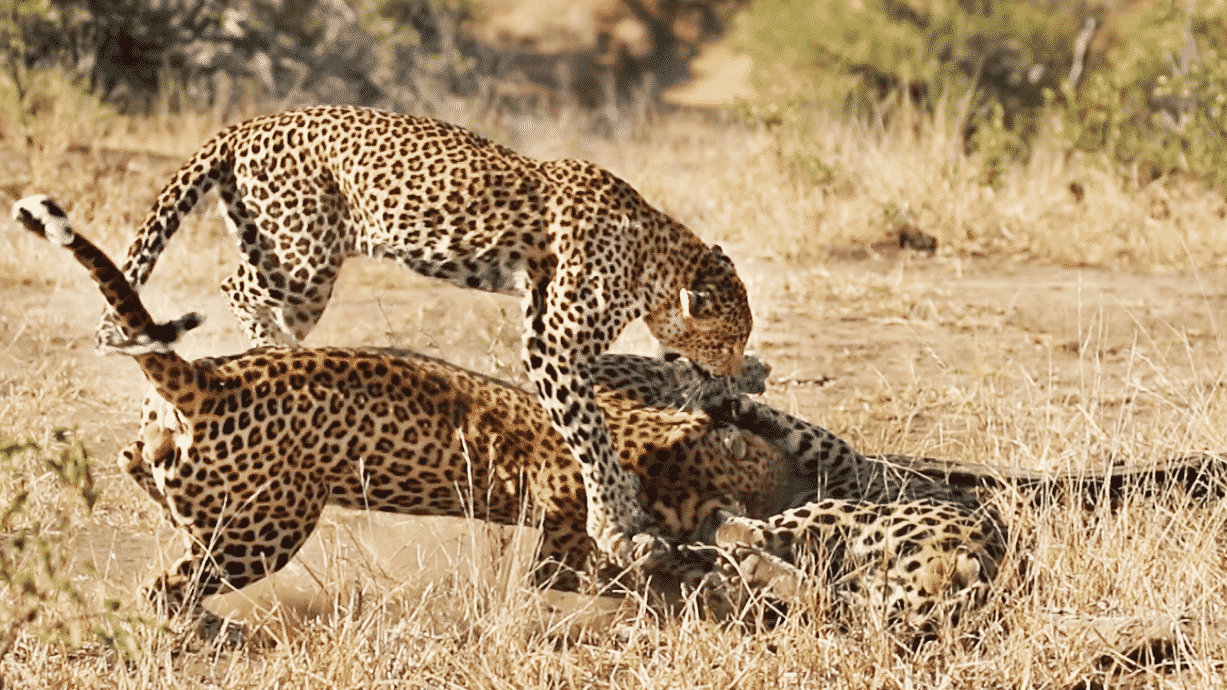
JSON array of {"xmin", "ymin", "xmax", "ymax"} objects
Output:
[{"xmin": 650, "ymin": 245, "xmax": 752, "ymax": 377}]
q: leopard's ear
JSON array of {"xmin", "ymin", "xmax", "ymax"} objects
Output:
[{"xmin": 693, "ymin": 245, "xmax": 737, "ymax": 286}]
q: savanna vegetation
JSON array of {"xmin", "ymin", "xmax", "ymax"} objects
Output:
[{"xmin": 2, "ymin": 0, "xmax": 1227, "ymax": 687}]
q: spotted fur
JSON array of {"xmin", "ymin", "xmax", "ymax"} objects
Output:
[
  {"xmin": 690, "ymin": 385, "xmax": 1005, "ymax": 629},
  {"xmin": 698, "ymin": 497, "xmax": 1003, "ymax": 630}
]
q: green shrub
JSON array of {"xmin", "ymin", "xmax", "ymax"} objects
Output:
[
  {"xmin": 732, "ymin": 0, "xmax": 1081, "ymax": 115},
  {"xmin": 1055, "ymin": 1, "xmax": 1227, "ymax": 187},
  {"xmin": 733, "ymin": 0, "xmax": 1227, "ymax": 189}
]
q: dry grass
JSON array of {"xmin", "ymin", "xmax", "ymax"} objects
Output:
[{"xmin": 2, "ymin": 71, "xmax": 1227, "ymax": 687}]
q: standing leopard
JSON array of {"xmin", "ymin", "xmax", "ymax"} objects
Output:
[
  {"xmin": 92, "ymin": 105, "xmax": 754, "ymax": 566},
  {"xmin": 13, "ymin": 196, "xmax": 1001, "ymax": 635}
]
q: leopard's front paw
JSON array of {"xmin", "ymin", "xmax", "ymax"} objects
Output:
[{"xmin": 626, "ymin": 531, "xmax": 672, "ymax": 569}]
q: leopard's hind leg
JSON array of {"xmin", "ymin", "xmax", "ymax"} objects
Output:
[{"xmin": 216, "ymin": 191, "xmax": 347, "ymax": 346}]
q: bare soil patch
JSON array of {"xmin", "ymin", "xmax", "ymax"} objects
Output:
[{"xmin": 747, "ymin": 251, "xmax": 1227, "ymax": 464}]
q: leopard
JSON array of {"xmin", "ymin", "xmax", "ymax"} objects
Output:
[
  {"xmin": 14, "ymin": 195, "xmax": 1002, "ymax": 636},
  {"xmin": 91, "ymin": 104, "xmax": 754, "ymax": 567},
  {"xmin": 507, "ymin": 343, "xmax": 1004, "ymax": 632},
  {"xmin": 687, "ymin": 387, "xmax": 1006, "ymax": 630},
  {"xmin": 695, "ymin": 498, "xmax": 1004, "ymax": 631}
]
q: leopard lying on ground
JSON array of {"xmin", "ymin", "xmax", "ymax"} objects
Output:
[
  {"xmin": 696, "ymin": 394, "xmax": 1227, "ymax": 628},
  {"xmin": 689, "ymin": 392, "xmax": 1006, "ymax": 626},
  {"xmin": 93, "ymin": 105, "xmax": 754, "ymax": 567},
  {"xmin": 14, "ymin": 195, "xmax": 1002, "ymax": 635}
]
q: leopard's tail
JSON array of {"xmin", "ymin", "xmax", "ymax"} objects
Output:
[
  {"xmin": 121, "ymin": 134, "xmax": 232, "ymax": 290},
  {"xmin": 12, "ymin": 196, "xmax": 210, "ymax": 403},
  {"xmin": 89, "ymin": 131, "xmax": 231, "ymax": 353}
]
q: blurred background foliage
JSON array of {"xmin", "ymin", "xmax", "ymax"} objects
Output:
[
  {"xmin": 734, "ymin": 0, "xmax": 1227, "ymax": 189},
  {"xmin": 2, "ymin": 0, "xmax": 1227, "ymax": 188}
]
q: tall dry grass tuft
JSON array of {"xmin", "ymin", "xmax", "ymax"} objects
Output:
[{"xmin": 731, "ymin": 101, "xmax": 1227, "ymax": 269}]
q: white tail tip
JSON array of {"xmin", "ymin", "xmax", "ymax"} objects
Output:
[{"xmin": 12, "ymin": 195, "xmax": 75, "ymax": 246}]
